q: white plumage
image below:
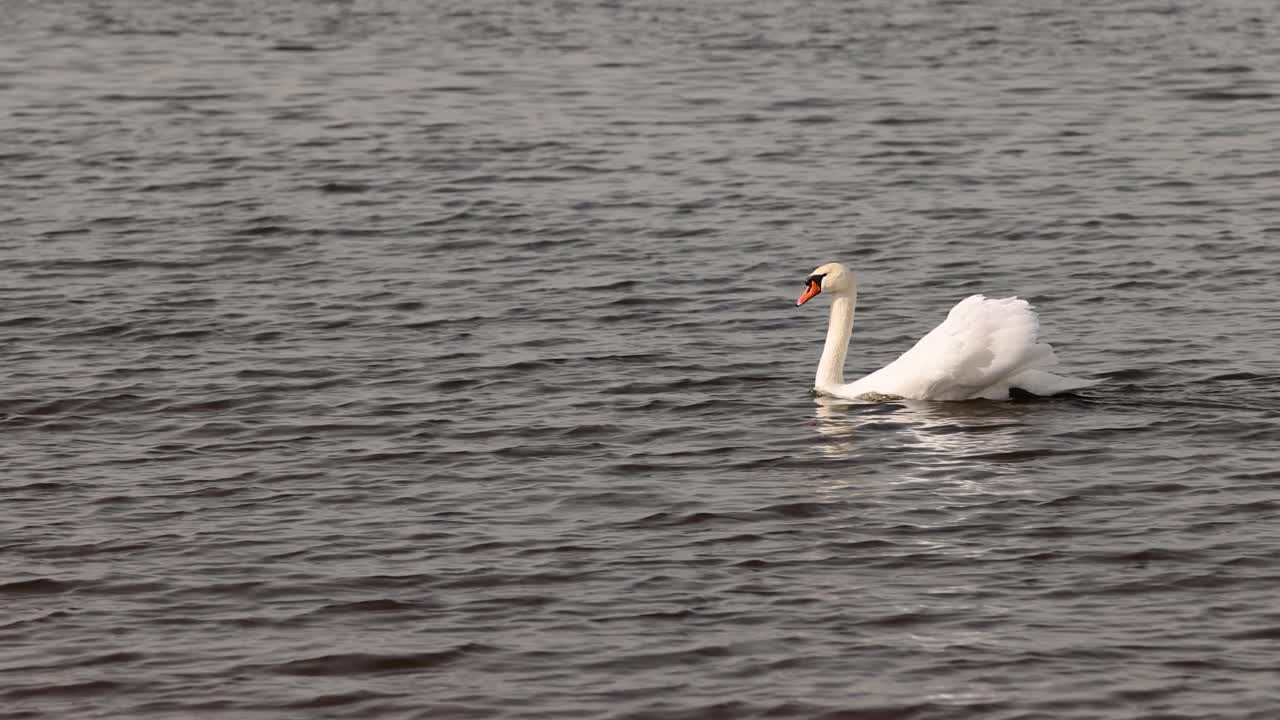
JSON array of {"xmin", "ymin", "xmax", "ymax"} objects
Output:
[{"xmin": 797, "ymin": 263, "xmax": 1096, "ymax": 401}]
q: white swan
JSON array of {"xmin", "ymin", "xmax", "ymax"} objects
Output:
[{"xmin": 796, "ymin": 262, "xmax": 1096, "ymax": 401}]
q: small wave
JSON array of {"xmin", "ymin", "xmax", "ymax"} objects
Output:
[
  {"xmin": 268, "ymin": 644, "xmax": 494, "ymax": 677},
  {"xmin": 5, "ymin": 680, "xmax": 130, "ymax": 700},
  {"xmin": 1180, "ymin": 89, "xmax": 1276, "ymax": 101},
  {"xmin": 0, "ymin": 578, "xmax": 80, "ymax": 596},
  {"xmin": 283, "ymin": 689, "xmax": 406, "ymax": 709}
]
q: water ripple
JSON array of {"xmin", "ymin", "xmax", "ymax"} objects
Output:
[{"xmin": 3, "ymin": 0, "xmax": 1280, "ymax": 718}]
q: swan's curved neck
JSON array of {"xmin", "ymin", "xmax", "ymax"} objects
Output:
[{"xmin": 816, "ymin": 291, "xmax": 856, "ymax": 391}]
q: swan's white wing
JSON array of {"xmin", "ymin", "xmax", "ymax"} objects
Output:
[{"xmin": 842, "ymin": 295, "xmax": 1077, "ymax": 400}]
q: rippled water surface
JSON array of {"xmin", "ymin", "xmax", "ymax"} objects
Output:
[{"xmin": 4, "ymin": 1, "xmax": 1280, "ymax": 718}]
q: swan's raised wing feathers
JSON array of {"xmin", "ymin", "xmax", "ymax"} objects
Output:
[{"xmin": 841, "ymin": 295, "xmax": 1072, "ymax": 400}]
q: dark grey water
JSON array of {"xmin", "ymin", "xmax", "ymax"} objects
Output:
[{"xmin": 4, "ymin": 1, "xmax": 1280, "ymax": 718}]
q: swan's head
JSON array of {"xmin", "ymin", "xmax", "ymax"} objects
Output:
[{"xmin": 796, "ymin": 262, "xmax": 854, "ymax": 306}]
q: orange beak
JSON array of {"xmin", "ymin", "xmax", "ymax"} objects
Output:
[{"xmin": 796, "ymin": 280, "xmax": 821, "ymax": 306}]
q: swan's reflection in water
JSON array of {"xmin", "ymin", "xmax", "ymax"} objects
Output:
[
  {"xmin": 814, "ymin": 394, "xmax": 1054, "ymax": 512},
  {"xmin": 813, "ymin": 396, "xmax": 1030, "ymax": 456},
  {"xmin": 810, "ymin": 397, "xmax": 1035, "ymax": 657},
  {"xmin": 811, "ymin": 396, "xmax": 1042, "ymax": 493}
]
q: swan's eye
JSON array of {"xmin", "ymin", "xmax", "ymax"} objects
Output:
[{"xmin": 805, "ymin": 273, "xmax": 827, "ymax": 288}]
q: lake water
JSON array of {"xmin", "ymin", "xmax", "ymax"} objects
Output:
[{"xmin": 3, "ymin": 1, "xmax": 1280, "ymax": 718}]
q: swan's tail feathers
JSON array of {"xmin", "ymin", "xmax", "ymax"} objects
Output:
[{"xmin": 1006, "ymin": 369, "xmax": 1102, "ymax": 396}]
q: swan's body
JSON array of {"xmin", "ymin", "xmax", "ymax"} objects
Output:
[{"xmin": 797, "ymin": 263, "xmax": 1096, "ymax": 401}]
